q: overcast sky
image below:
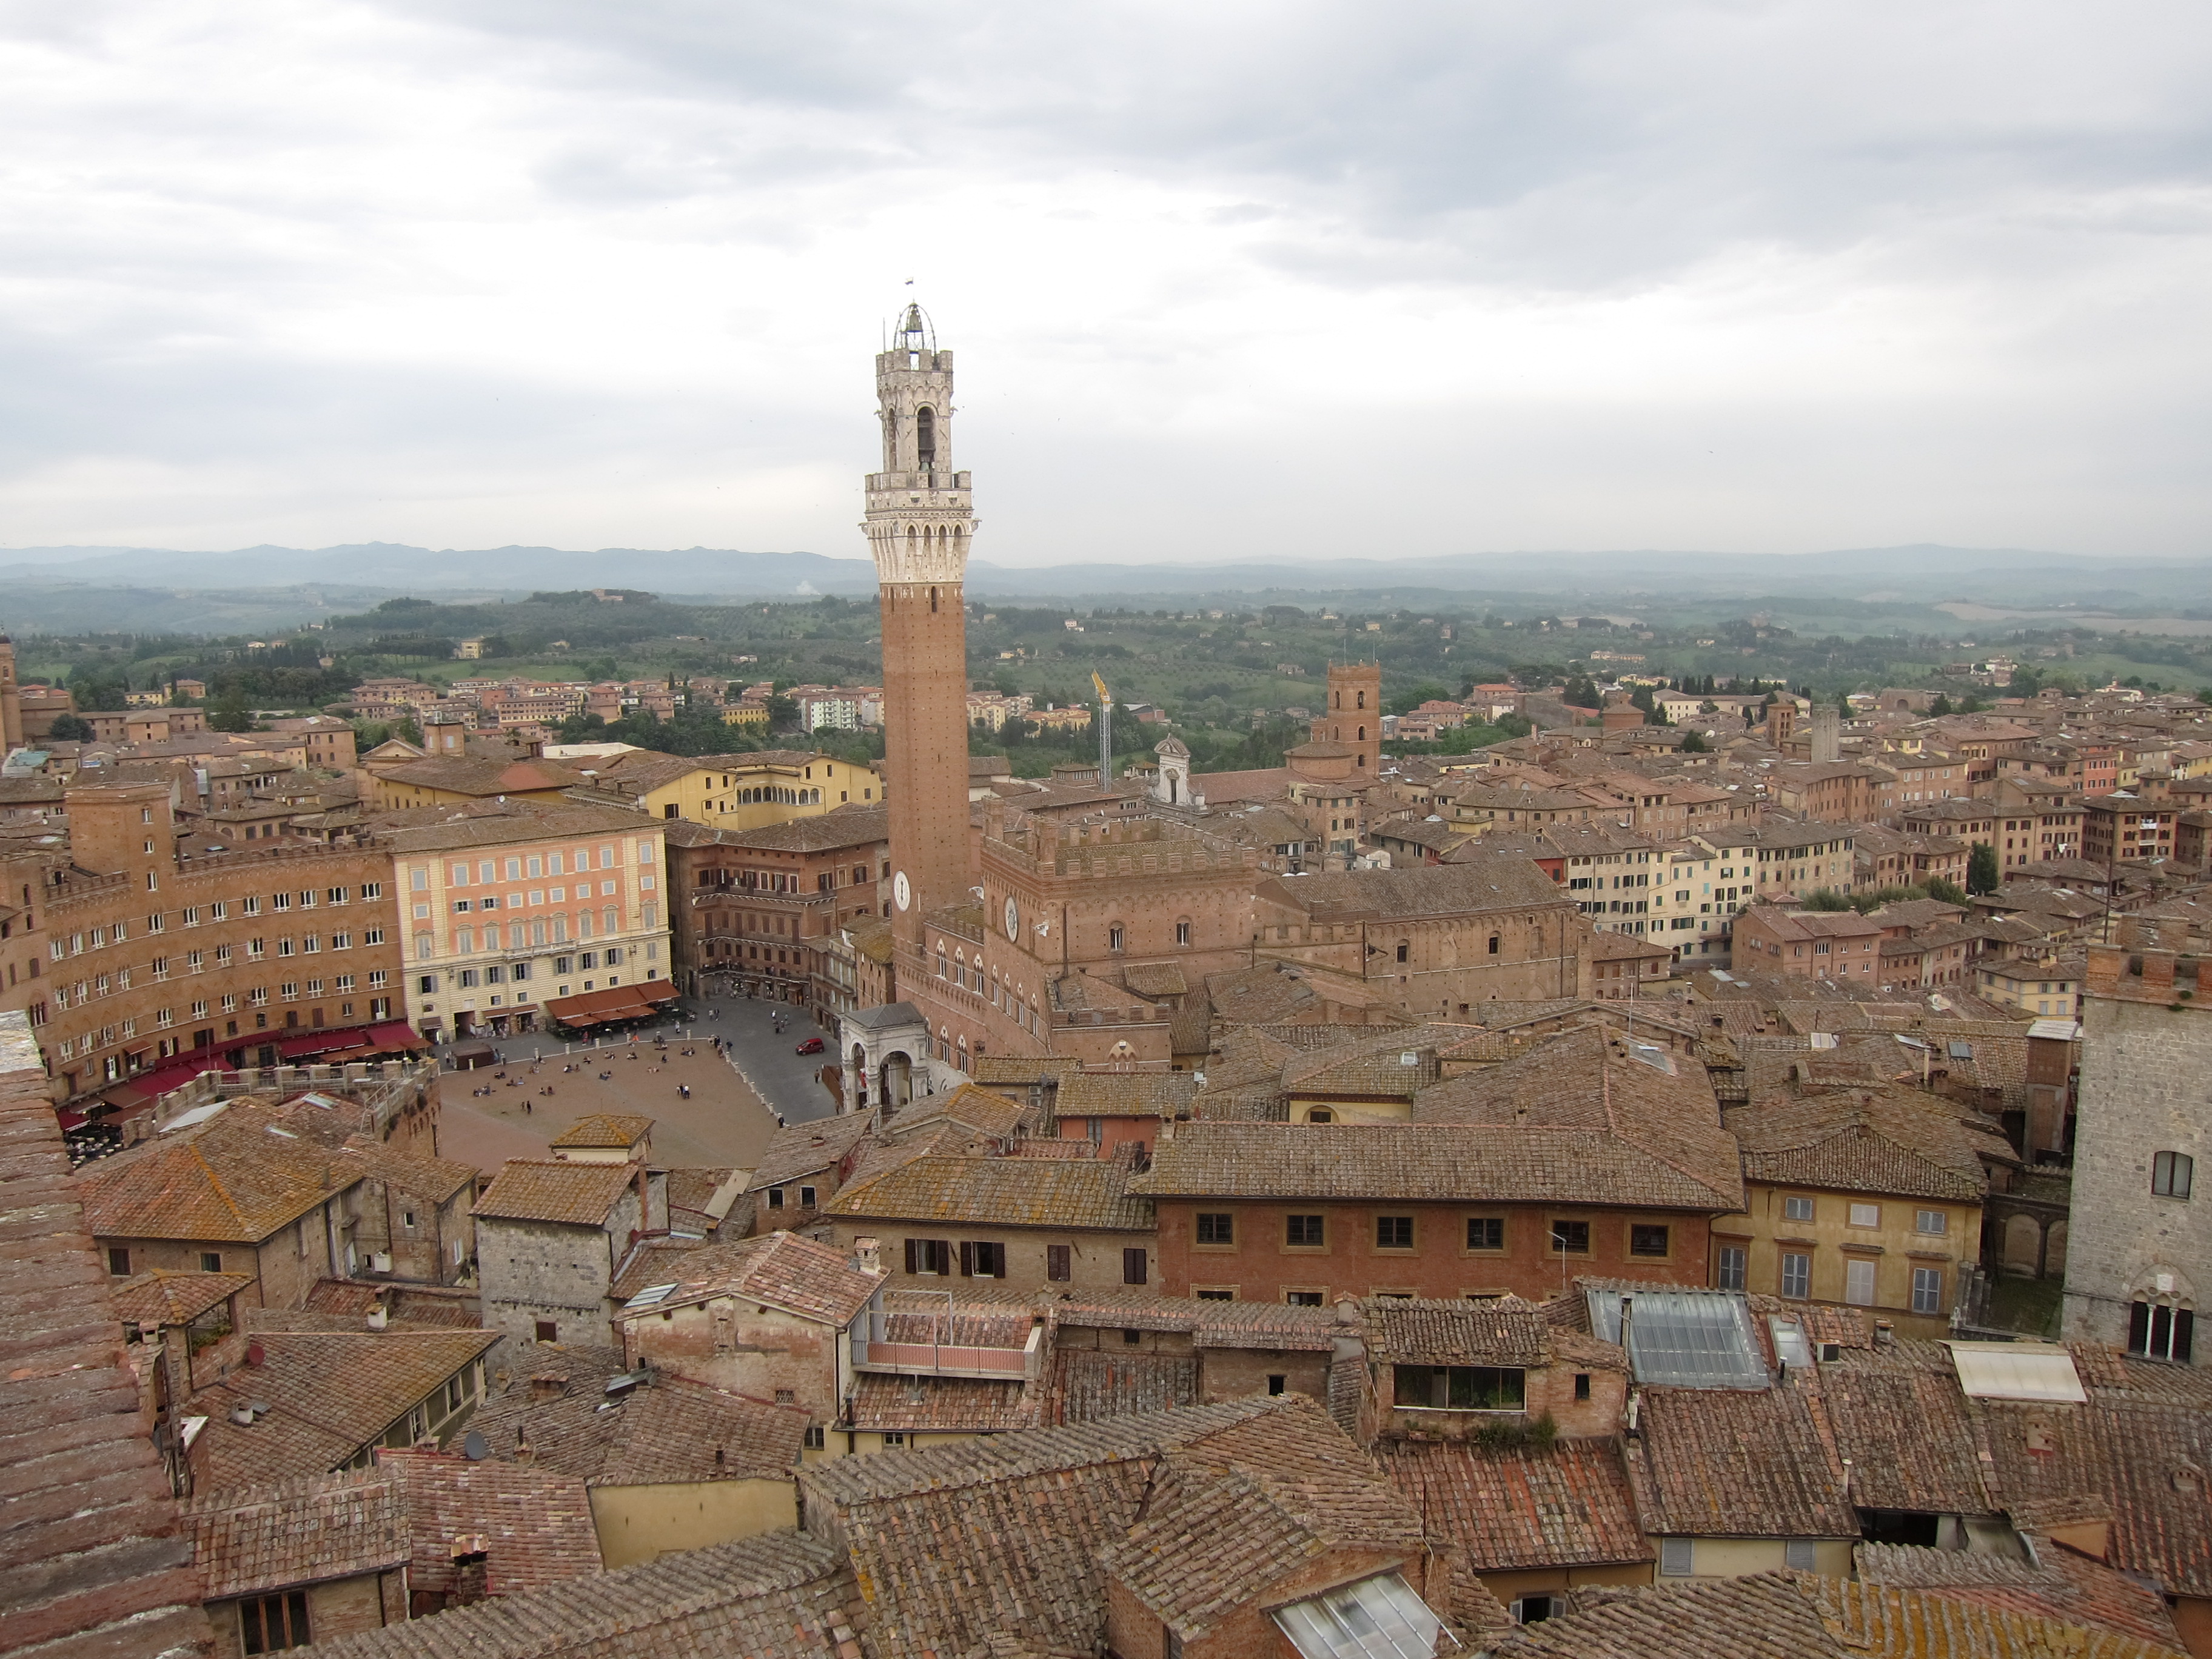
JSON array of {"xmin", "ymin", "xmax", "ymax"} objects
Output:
[{"xmin": 3, "ymin": 1, "xmax": 2209, "ymax": 565}]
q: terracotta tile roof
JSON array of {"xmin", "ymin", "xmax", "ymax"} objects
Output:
[
  {"xmin": 1622, "ymin": 1382, "xmax": 1859, "ymax": 1540},
  {"xmin": 76, "ymin": 1125, "xmax": 361, "ymax": 1244},
  {"xmin": 379, "ymin": 1452, "xmax": 602, "ymax": 1599},
  {"xmin": 1803, "ymin": 1574, "xmax": 2191, "ymax": 1659},
  {"xmin": 1488, "ymin": 1572, "xmax": 2182, "ymax": 1658},
  {"xmin": 615, "ymin": 1231, "xmax": 879, "ymax": 1327},
  {"xmin": 1487, "ymin": 1573, "xmax": 1845, "ymax": 1657},
  {"xmin": 303, "ymin": 1528, "xmax": 862, "ymax": 1659},
  {"xmin": 719, "ymin": 803, "xmax": 889, "ymax": 853},
  {"xmin": 336, "ymin": 1138, "xmax": 480, "ymax": 1203},
  {"xmin": 467, "ymin": 1358, "xmax": 806, "ymax": 1487},
  {"xmin": 0, "ymin": 1019, "xmax": 212, "ymax": 1659},
  {"xmin": 802, "ymin": 1395, "xmax": 1353, "ymax": 1659},
  {"xmin": 297, "ymin": 1281, "xmax": 485, "ymax": 1329},
  {"xmin": 1042, "ymin": 1292, "xmax": 1343, "ymax": 1351},
  {"xmin": 825, "ymin": 1155, "xmax": 1153, "ymax": 1232},
  {"xmin": 879, "ymin": 1294, "xmax": 1031, "ymax": 1349},
  {"xmin": 1203, "ymin": 963, "xmax": 1330, "ymax": 1026},
  {"xmin": 1098, "ymin": 1396, "xmax": 1427, "ymax": 1640},
  {"xmin": 373, "ymin": 759, "xmax": 597, "ymax": 804},
  {"xmin": 1052, "ymin": 1071, "xmax": 1195, "ymax": 1121},
  {"xmin": 1118, "ymin": 962, "xmax": 1187, "ymax": 999},
  {"xmin": 1261, "ymin": 856, "xmax": 1572, "ymax": 921},
  {"xmin": 183, "ymin": 1329, "xmax": 498, "ymax": 1493},
  {"xmin": 1361, "ymin": 1296, "xmax": 1551, "ymax": 1367},
  {"xmin": 473, "ymin": 1159, "xmax": 637, "ymax": 1228},
  {"xmin": 1376, "ymin": 1438, "xmax": 1653, "ymax": 1572},
  {"xmin": 1727, "ymin": 1085, "xmax": 1994, "ymax": 1202},
  {"xmin": 1979, "ymin": 1361, "xmax": 2212, "ymax": 1600},
  {"xmin": 891, "ymin": 1082, "xmax": 1030, "ymax": 1141},
  {"xmin": 549, "ymin": 1114, "xmax": 655, "ymax": 1150},
  {"xmin": 607, "ymin": 1236, "xmax": 709, "ymax": 1303},
  {"xmin": 1279, "ymin": 1024, "xmax": 1473, "ymax": 1098},
  {"xmin": 848, "ymin": 1373, "xmax": 1040, "ymax": 1433},
  {"xmin": 1855, "ymin": 1540, "xmax": 2185, "ymax": 1651},
  {"xmin": 1819, "ymin": 1342, "xmax": 1995, "ymax": 1517},
  {"xmin": 110, "ymin": 1270, "xmax": 255, "ymax": 1329},
  {"xmin": 746, "ymin": 1113, "xmax": 876, "ymax": 1191},
  {"xmin": 841, "ymin": 1121, "xmax": 985, "ymax": 1187},
  {"xmin": 1409, "ymin": 1027, "xmax": 1745, "ymax": 1210},
  {"xmin": 967, "ymin": 1056, "xmax": 1083, "ymax": 1088},
  {"xmin": 185, "ymin": 1468, "xmax": 407, "ymax": 1600},
  {"xmin": 1134, "ymin": 1118, "xmax": 1739, "ymax": 1212},
  {"xmin": 665, "ymin": 1166, "xmax": 739, "ymax": 1232},
  {"xmin": 1050, "ymin": 1349, "xmax": 1198, "ymax": 1423},
  {"xmin": 798, "ymin": 1395, "xmax": 1287, "ymax": 1508}
]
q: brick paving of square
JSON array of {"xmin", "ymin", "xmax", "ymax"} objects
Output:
[{"xmin": 433, "ymin": 1035, "xmax": 785, "ymax": 1176}]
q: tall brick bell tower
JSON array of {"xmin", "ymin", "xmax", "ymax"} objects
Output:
[{"xmin": 866, "ymin": 304, "xmax": 977, "ymax": 967}]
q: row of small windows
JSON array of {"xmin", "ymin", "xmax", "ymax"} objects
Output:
[{"xmin": 1195, "ymin": 1213, "xmax": 1667, "ymax": 1257}]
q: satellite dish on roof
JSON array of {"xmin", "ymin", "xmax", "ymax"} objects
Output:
[{"xmin": 463, "ymin": 1430, "xmax": 488, "ymax": 1461}]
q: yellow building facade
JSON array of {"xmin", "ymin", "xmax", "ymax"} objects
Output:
[{"xmin": 608, "ymin": 750, "xmax": 886, "ymax": 833}]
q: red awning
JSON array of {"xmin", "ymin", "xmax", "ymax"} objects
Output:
[{"xmin": 542, "ymin": 982, "xmax": 677, "ymax": 1027}]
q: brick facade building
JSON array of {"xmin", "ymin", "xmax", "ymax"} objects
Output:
[
  {"xmin": 665, "ymin": 808, "xmax": 888, "ymax": 1008},
  {"xmin": 0, "ymin": 783, "xmax": 402, "ymax": 1102}
]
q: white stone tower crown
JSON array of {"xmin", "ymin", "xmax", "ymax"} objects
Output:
[{"xmin": 863, "ymin": 303, "xmax": 977, "ymax": 585}]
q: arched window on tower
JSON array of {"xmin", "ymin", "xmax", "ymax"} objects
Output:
[
  {"xmin": 930, "ymin": 586, "xmax": 939, "ymax": 613},
  {"xmin": 1357, "ymin": 689, "xmax": 1366, "ymax": 709},
  {"xmin": 916, "ymin": 406, "xmax": 936, "ymax": 468}
]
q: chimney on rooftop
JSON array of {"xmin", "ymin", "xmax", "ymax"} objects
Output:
[
  {"xmin": 853, "ymin": 1237, "xmax": 883, "ymax": 1276},
  {"xmin": 2142, "ymin": 948, "xmax": 2177, "ymax": 993},
  {"xmin": 2085, "ymin": 943, "xmax": 2124, "ymax": 996}
]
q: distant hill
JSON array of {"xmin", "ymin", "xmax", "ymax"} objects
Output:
[{"xmin": 2, "ymin": 541, "xmax": 2207, "ymax": 626}]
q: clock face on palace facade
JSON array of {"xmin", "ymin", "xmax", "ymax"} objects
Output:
[
  {"xmin": 893, "ymin": 871, "xmax": 911, "ymax": 911},
  {"xmin": 1004, "ymin": 896, "xmax": 1020, "ymax": 940}
]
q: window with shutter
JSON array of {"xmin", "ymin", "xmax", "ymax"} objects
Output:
[
  {"xmin": 1123, "ymin": 1248, "xmax": 1147, "ymax": 1285},
  {"xmin": 1658, "ymin": 1538, "xmax": 1694, "ymax": 1577},
  {"xmin": 1047, "ymin": 1245, "xmax": 1071, "ymax": 1282}
]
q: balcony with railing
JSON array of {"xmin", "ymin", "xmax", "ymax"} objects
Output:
[{"xmin": 848, "ymin": 1290, "xmax": 1041, "ymax": 1381}]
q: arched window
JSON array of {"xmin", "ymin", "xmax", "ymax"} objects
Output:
[
  {"xmin": 2154, "ymin": 1152, "xmax": 2194, "ymax": 1199},
  {"xmin": 930, "ymin": 586, "xmax": 939, "ymax": 614},
  {"xmin": 1358, "ymin": 726, "xmax": 1366, "ymax": 742},
  {"xmin": 1488, "ymin": 934, "xmax": 1501, "ymax": 955},
  {"xmin": 2131, "ymin": 1300, "xmax": 2195, "ymax": 1362},
  {"xmin": 1356, "ymin": 689, "xmax": 1366, "ymax": 709},
  {"xmin": 1309, "ymin": 1108, "xmax": 1333, "ymax": 1124},
  {"xmin": 1395, "ymin": 941, "xmax": 1409, "ymax": 963},
  {"xmin": 916, "ymin": 406, "xmax": 936, "ymax": 466}
]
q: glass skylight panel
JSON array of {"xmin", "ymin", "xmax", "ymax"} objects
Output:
[
  {"xmin": 1273, "ymin": 1572, "xmax": 1453, "ymax": 1659},
  {"xmin": 1587, "ymin": 1289, "xmax": 1769, "ymax": 1389},
  {"xmin": 622, "ymin": 1282, "xmax": 679, "ymax": 1310}
]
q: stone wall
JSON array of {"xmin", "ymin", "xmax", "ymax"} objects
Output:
[
  {"xmin": 2062, "ymin": 989, "xmax": 2212, "ymax": 1356},
  {"xmin": 477, "ymin": 1188, "xmax": 641, "ymax": 1346}
]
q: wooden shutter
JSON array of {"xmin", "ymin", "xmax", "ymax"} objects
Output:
[
  {"xmin": 903, "ymin": 1238, "xmax": 917, "ymax": 1275},
  {"xmin": 959, "ymin": 1241, "xmax": 974, "ymax": 1277}
]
